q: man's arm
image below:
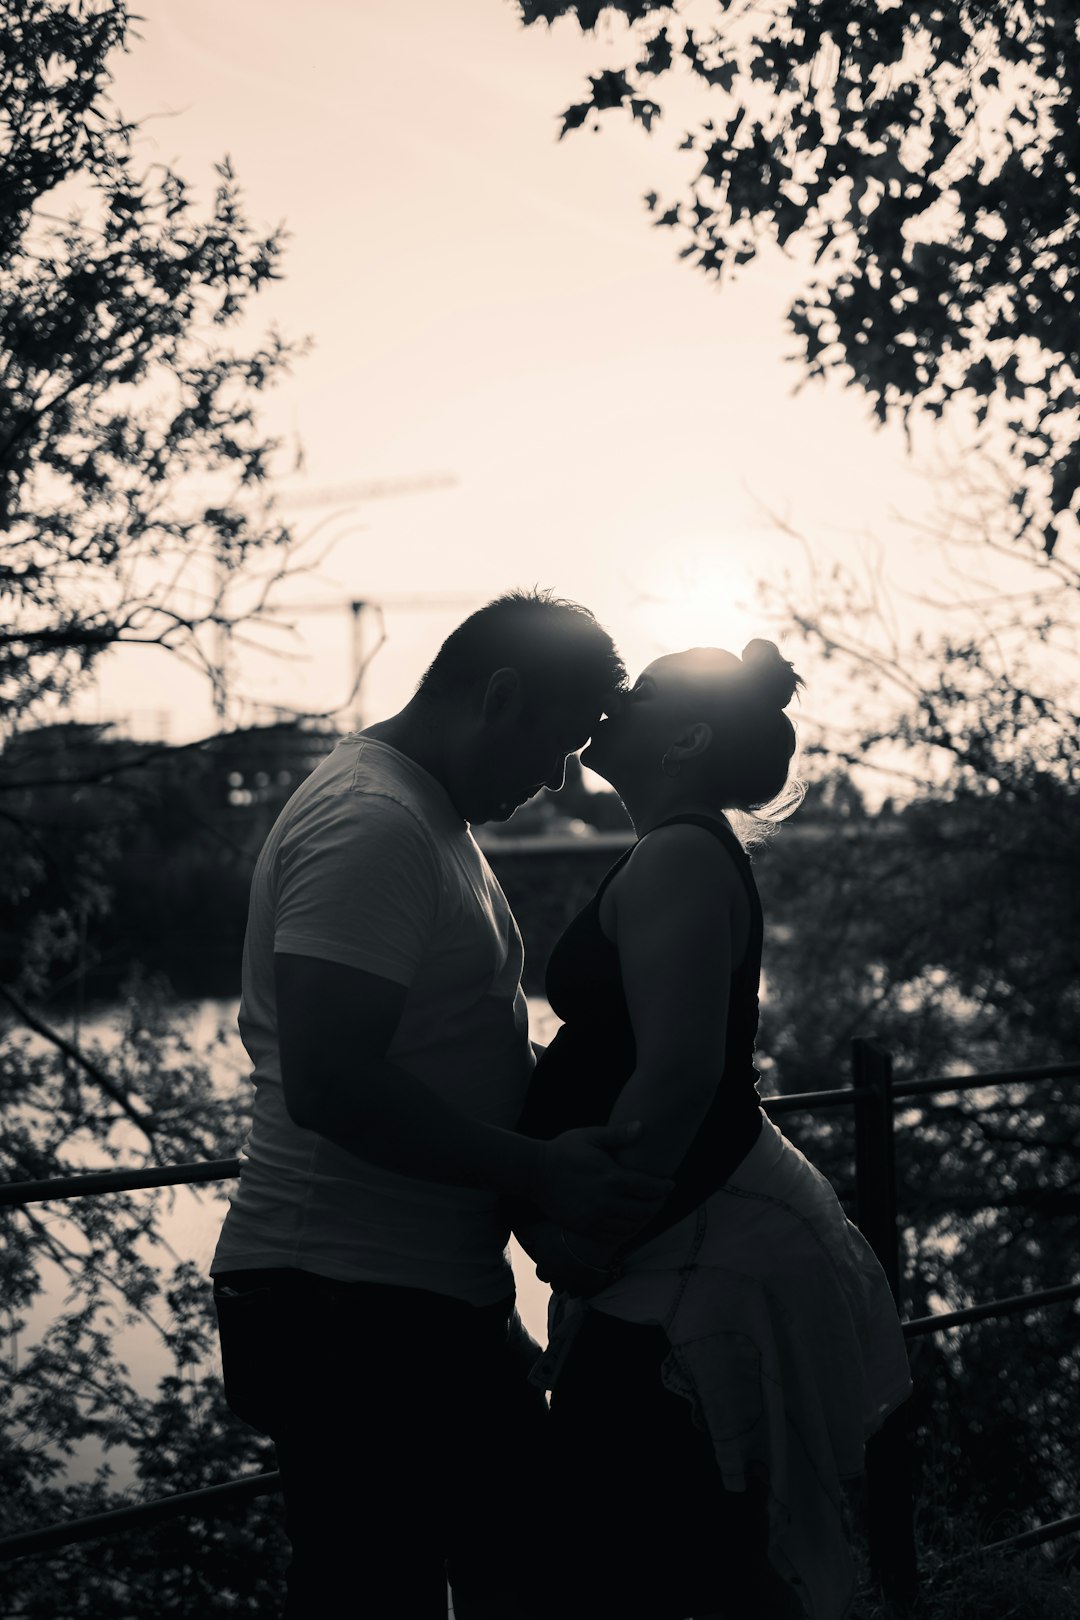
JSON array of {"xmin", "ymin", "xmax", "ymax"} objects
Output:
[{"xmin": 275, "ymin": 951, "xmax": 671, "ymax": 1239}]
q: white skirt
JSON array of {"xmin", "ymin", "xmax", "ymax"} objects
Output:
[{"xmin": 530, "ymin": 1112, "xmax": 913, "ymax": 1620}]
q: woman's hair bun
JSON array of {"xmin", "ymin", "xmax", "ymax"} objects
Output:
[{"xmin": 740, "ymin": 639, "xmax": 802, "ymax": 708}]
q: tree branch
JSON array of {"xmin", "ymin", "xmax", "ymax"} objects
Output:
[{"xmin": 0, "ymin": 981, "xmax": 158, "ymax": 1152}]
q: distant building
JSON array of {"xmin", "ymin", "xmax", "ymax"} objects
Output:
[{"xmin": 208, "ymin": 722, "xmax": 343, "ymax": 814}]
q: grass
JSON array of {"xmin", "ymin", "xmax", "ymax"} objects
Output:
[{"xmin": 849, "ymin": 1516, "xmax": 1079, "ymax": 1620}]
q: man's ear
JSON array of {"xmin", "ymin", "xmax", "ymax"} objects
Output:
[{"xmin": 481, "ymin": 667, "xmax": 524, "ymax": 722}]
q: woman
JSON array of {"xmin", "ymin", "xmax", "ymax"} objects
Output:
[{"xmin": 513, "ymin": 641, "xmax": 912, "ymax": 1620}]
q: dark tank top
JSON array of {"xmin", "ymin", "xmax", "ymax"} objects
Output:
[{"xmin": 515, "ymin": 813, "xmax": 764, "ymax": 1249}]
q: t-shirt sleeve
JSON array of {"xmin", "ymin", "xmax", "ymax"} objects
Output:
[{"xmin": 273, "ymin": 790, "xmax": 441, "ymax": 986}]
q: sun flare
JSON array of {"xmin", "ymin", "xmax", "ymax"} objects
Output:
[{"xmin": 633, "ymin": 540, "xmax": 769, "ymax": 664}]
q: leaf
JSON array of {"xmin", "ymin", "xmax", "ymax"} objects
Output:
[
  {"xmin": 963, "ymin": 358, "xmax": 997, "ymax": 396},
  {"xmin": 630, "ymin": 97, "xmax": 661, "ymax": 132},
  {"xmin": 517, "ymin": 2, "xmax": 573, "ymax": 23},
  {"xmin": 1048, "ymin": 453, "xmax": 1078, "ymax": 515},
  {"xmin": 704, "ymin": 58, "xmax": 739, "ymax": 93},
  {"xmin": 588, "ymin": 68, "xmax": 633, "ymax": 112},
  {"xmin": 558, "ymin": 101, "xmax": 591, "ymax": 139},
  {"xmin": 636, "ymin": 27, "xmax": 673, "ymax": 77}
]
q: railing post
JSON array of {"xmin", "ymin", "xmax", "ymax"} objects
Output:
[{"xmin": 853, "ymin": 1037, "xmax": 919, "ymax": 1615}]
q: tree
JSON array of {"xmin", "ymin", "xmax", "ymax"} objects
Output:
[
  {"xmin": 0, "ymin": 989, "xmax": 290, "ymax": 1616},
  {"xmin": 0, "ymin": 719, "xmax": 342, "ymax": 1002},
  {"xmin": 743, "ymin": 465, "xmax": 1080, "ymax": 1573},
  {"xmin": 1, "ymin": 0, "xmax": 309, "ymax": 733},
  {"xmin": 765, "ymin": 451, "xmax": 1078, "ymax": 1064},
  {"xmin": 517, "ymin": 1, "xmax": 1080, "ymax": 555},
  {"xmin": 0, "ymin": 3, "xmax": 309, "ymax": 1605}
]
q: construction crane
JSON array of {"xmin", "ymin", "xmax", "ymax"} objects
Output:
[
  {"xmin": 273, "ymin": 472, "xmax": 457, "ymax": 511},
  {"xmin": 260, "ymin": 593, "xmax": 479, "ymax": 730},
  {"xmin": 211, "ymin": 470, "xmax": 461, "ymax": 723}
]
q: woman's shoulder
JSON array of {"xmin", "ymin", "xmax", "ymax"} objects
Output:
[
  {"xmin": 601, "ymin": 820, "xmax": 753, "ymax": 966},
  {"xmin": 617, "ymin": 820, "xmax": 749, "ymax": 911},
  {"xmin": 635, "ymin": 817, "xmax": 745, "ymax": 869}
]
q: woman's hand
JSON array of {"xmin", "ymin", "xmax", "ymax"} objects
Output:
[
  {"xmin": 515, "ymin": 1219, "xmax": 620, "ymax": 1298},
  {"xmin": 530, "ymin": 1122, "xmax": 672, "ymax": 1242}
]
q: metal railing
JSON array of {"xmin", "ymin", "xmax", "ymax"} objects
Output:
[{"xmin": 1, "ymin": 1042, "xmax": 1078, "ymax": 1610}]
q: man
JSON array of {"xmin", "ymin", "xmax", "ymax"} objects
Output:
[{"xmin": 211, "ymin": 589, "xmax": 670, "ymax": 1618}]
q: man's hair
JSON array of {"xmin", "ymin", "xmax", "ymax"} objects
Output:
[{"xmin": 416, "ymin": 588, "xmax": 626, "ymax": 711}]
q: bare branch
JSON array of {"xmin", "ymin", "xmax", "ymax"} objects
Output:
[{"xmin": 0, "ymin": 982, "xmax": 158, "ymax": 1152}]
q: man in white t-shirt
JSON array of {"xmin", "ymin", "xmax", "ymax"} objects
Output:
[{"xmin": 211, "ymin": 589, "xmax": 670, "ymax": 1619}]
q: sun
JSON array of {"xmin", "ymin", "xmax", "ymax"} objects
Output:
[{"xmin": 632, "ymin": 539, "xmax": 769, "ymax": 662}]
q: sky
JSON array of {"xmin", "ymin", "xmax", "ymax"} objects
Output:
[{"xmin": 79, "ymin": 0, "xmax": 967, "ymax": 753}]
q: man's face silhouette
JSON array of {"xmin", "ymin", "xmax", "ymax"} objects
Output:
[{"xmin": 468, "ymin": 687, "xmax": 604, "ymax": 825}]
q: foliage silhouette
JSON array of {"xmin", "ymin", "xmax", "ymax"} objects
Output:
[
  {"xmin": 518, "ymin": 1, "xmax": 1080, "ymax": 557},
  {"xmin": 752, "ymin": 463, "xmax": 1079, "ymax": 1581},
  {"xmin": 1, "ymin": 0, "xmax": 309, "ymax": 732},
  {"xmin": 0, "ymin": 3, "xmax": 302, "ymax": 1608}
]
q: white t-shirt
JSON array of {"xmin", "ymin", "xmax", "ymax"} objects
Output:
[{"xmin": 211, "ymin": 735, "xmax": 535, "ymax": 1304}]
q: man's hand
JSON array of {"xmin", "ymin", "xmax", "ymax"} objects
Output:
[{"xmin": 532, "ymin": 1122, "xmax": 672, "ymax": 1242}]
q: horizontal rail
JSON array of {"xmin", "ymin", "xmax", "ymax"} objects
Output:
[
  {"xmin": 0, "ymin": 1470, "xmax": 281, "ymax": 1561},
  {"xmin": 763, "ymin": 1085, "xmax": 870, "ymax": 1114},
  {"xmin": 2, "ymin": 1057, "xmax": 1075, "ymax": 1207},
  {"xmin": 3, "ymin": 1058, "xmax": 1074, "ymax": 1210},
  {"xmin": 0, "ymin": 1158, "xmax": 242, "ymax": 1208},
  {"xmin": 2, "ymin": 1462, "xmax": 1074, "ymax": 1567},
  {"xmin": 2, "ymin": 1060, "xmax": 1076, "ymax": 1579},
  {"xmin": 0, "ymin": 1116, "xmax": 1076, "ymax": 1567},
  {"xmin": 893, "ymin": 1061, "xmax": 1080, "ymax": 1100},
  {"xmin": 0, "ymin": 1093, "xmax": 871, "ymax": 1207},
  {"xmin": 5, "ymin": 1153, "xmax": 1071, "ymax": 1334},
  {"xmin": 903, "ymin": 1279, "xmax": 1080, "ymax": 1338},
  {"xmin": 983, "ymin": 1510, "xmax": 1080, "ymax": 1554}
]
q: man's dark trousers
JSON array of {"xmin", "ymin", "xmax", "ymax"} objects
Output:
[{"xmin": 213, "ymin": 1267, "xmax": 550, "ymax": 1618}]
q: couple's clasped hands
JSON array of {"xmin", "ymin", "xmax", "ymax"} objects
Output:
[{"xmin": 519, "ymin": 1121, "xmax": 671, "ymax": 1298}]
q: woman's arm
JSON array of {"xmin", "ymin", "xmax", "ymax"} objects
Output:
[
  {"xmin": 553, "ymin": 827, "xmax": 748, "ymax": 1272},
  {"xmin": 597, "ymin": 825, "xmax": 748, "ymax": 1182}
]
